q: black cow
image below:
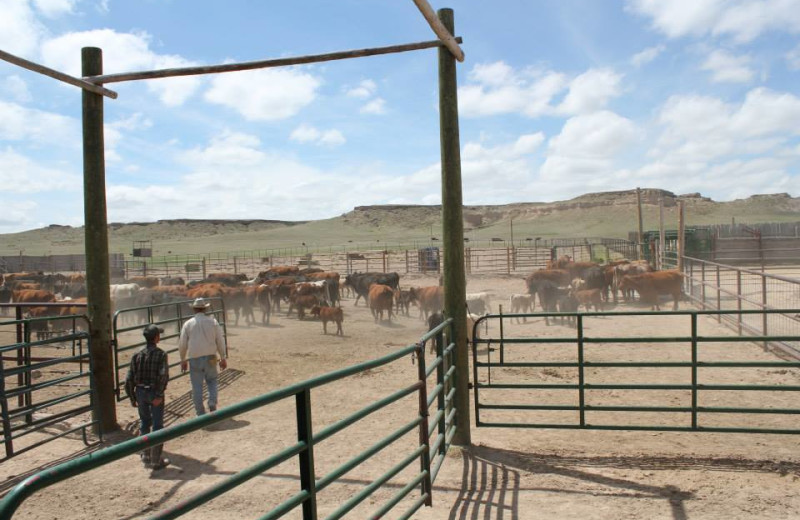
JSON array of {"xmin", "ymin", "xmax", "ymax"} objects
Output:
[
  {"xmin": 534, "ymin": 280, "xmax": 560, "ymax": 326},
  {"xmin": 345, "ymin": 272, "xmax": 400, "ymax": 306}
]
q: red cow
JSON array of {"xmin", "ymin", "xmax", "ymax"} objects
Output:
[
  {"xmin": 410, "ymin": 286, "xmax": 443, "ymax": 320},
  {"xmin": 368, "ymin": 284, "xmax": 394, "ymax": 323},
  {"xmin": 310, "ymin": 305, "xmax": 344, "ymax": 335},
  {"xmin": 619, "ymin": 270, "xmax": 683, "ymax": 311}
]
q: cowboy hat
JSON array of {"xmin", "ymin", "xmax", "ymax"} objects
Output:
[{"xmin": 191, "ymin": 298, "xmax": 211, "ymax": 309}]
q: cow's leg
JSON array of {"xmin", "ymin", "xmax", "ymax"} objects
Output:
[{"xmin": 323, "ymin": 321, "xmax": 328, "ymax": 334}]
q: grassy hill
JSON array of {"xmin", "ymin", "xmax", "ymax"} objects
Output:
[{"xmin": 2, "ymin": 189, "xmax": 799, "ymax": 257}]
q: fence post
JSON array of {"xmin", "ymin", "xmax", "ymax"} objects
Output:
[
  {"xmin": 202, "ymin": 258, "xmax": 207, "ymax": 279},
  {"xmin": 506, "ymin": 247, "xmax": 511, "ymax": 275},
  {"xmin": 761, "ymin": 276, "xmax": 768, "ymax": 351},
  {"xmin": 295, "ymin": 389, "xmax": 318, "ymax": 520},
  {"xmin": 414, "ymin": 344, "xmax": 433, "ymax": 506},
  {"xmin": 716, "ymin": 265, "xmax": 721, "ymax": 321},
  {"xmin": 736, "ymin": 270, "xmax": 742, "ymax": 335},
  {"xmin": 233, "ymin": 256, "xmax": 238, "ymax": 274},
  {"xmin": 700, "ymin": 262, "xmax": 706, "ymax": 308}
]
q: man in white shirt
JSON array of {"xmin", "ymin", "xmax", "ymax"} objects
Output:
[{"xmin": 179, "ymin": 298, "xmax": 228, "ymax": 415}]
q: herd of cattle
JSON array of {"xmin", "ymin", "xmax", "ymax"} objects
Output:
[{"xmin": 0, "ymin": 256, "xmax": 684, "ymax": 340}]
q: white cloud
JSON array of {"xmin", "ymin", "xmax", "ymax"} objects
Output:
[
  {"xmin": 462, "ymin": 133, "xmax": 544, "ymax": 161},
  {"xmin": 541, "ymin": 111, "xmax": 638, "ymax": 181},
  {"xmin": 346, "ymin": 79, "xmax": 377, "ymax": 98},
  {"xmin": 0, "ymin": 100, "xmax": 77, "ymax": 146},
  {"xmin": 556, "ymin": 68, "xmax": 624, "ymax": 115},
  {"xmin": 631, "ymin": 44, "xmax": 666, "ymax": 66},
  {"xmin": 0, "ymin": 0, "xmax": 47, "ymax": 56},
  {"xmin": 360, "ymin": 98, "xmax": 386, "ymax": 115},
  {"xmin": 653, "ymin": 88, "xmax": 800, "ymax": 163},
  {"xmin": 626, "ymin": 0, "xmax": 800, "ymax": 43},
  {"xmin": 548, "ymin": 111, "xmax": 638, "ymax": 157},
  {"xmin": 290, "ymin": 124, "xmax": 346, "ymax": 146},
  {"xmin": 204, "ymin": 68, "xmax": 321, "ymax": 121},
  {"xmin": 33, "ymin": 0, "xmax": 77, "ymax": 18},
  {"xmin": 459, "ymin": 66, "xmax": 567, "ymax": 118},
  {"xmin": 787, "ymin": 44, "xmax": 800, "ymax": 70},
  {"xmin": 701, "ymin": 49, "xmax": 754, "ymax": 82},
  {"xmin": 41, "ymin": 29, "xmax": 203, "ymax": 106},
  {"xmin": 459, "ymin": 62, "xmax": 621, "ymax": 118},
  {"xmin": 2, "ymin": 75, "xmax": 32, "ymax": 103},
  {"xmin": 0, "ymin": 146, "xmax": 81, "ymax": 192}
]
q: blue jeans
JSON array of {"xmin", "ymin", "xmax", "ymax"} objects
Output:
[
  {"xmin": 135, "ymin": 386, "xmax": 164, "ymax": 435},
  {"xmin": 189, "ymin": 356, "xmax": 219, "ymax": 415}
]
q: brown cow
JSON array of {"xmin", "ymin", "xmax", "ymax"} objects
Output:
[
  {"xmin": 287, "ymin": 294, "xmax": 319, "ymax": 319},
  {"xmin": 12, "ymin": 289, "xmax": 57, "ymax": 303},
  {"xmin": 255, "ymin": 284, "xmax": 272, "ymax": 325},
  {"xmin": 525, "ymin": 269, "xmax": 571, "ymax": 295},
  {"xmin": 187, "ymin": 283, "xmax": 224, "ymax": 300},
  {"xmin": 258, "ymin": 266, "xmax": 300, "ymax": 280},
  {"xmin": 410, "ymin": 286, "xmax": 444, "ymax": 320},
  {"xmin": 619, "ymin": 270, "xmax": 683, "ymax": 311},
  {"xmin": 613, "ymin": 260, "xmax": 655, "ymax": 302},
  {"xmin": 394, "ymin": 288, "xmax": 416, "ymax": 316},
  {"xmin": 572, "ymin": 288, "xmax": 603, "ymax": 312},
  {"xmin": 310, "ymin": 305, "xmax": 344, "ymax": 335},
  {"xmin": 368, "ymin": 284, "xmax": 394, "ymax": 323}
]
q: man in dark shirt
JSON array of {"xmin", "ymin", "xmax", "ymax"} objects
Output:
[{"xmin": 125, "ymin": 323, "xmax": 170, "ymax": 470}]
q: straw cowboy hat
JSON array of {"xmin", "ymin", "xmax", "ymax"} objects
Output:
[{"xmin": 191, "ymin": 298, "xmax": 211, "ymax": 309}]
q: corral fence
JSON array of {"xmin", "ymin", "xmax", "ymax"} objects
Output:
[
  {"xmin": 472, "ymin": 309, "xmax": 800, "ymax": 433},
  {"xmin": 0, "ymin": 317, "xmax": 458, "ymax": 520},
  {"xmin": 0, "ymin": 305, "xmax": 101, "ymax": 460},
  {"xmin": 111, "ymin": 297, "xmax": 228, "ymax": 402},
  {"xmin": 120, "ymin": 240, "xmax": 634, "ymax": 281},
  {"xmin": 681, "ymin": 256, "xmax": 800, "ymax": 359},
  {"xmin": 0, "ymin": 254, "xmax": 124, "ymax": 277}
]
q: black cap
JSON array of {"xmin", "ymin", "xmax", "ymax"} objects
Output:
[{"xmin": 143, "ymin": 324, "xmax": 165, "ymax": 340}]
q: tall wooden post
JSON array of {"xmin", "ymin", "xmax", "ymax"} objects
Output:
[
  {"xmin": 438, "ymin": 8, "xmax": 470, "ymax": 446},
  {"xmin": 636, "ymin": 187, "xmax": 644, "ymax": 260},
  {"xmin": 658, "ymin": 195, "xmax": 665, "ymax": 269},
  {"xmin": 82, "ymin": 47, "xmax": 117, "ymax": 433},
  {"xmin": 677, "ymin": 200, "xmax": 685, "ymax": 273}
]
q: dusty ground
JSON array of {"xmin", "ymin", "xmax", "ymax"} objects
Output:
[{"xmin": 2, "ymin": 273, "xmax": 800, "ymax": 519}]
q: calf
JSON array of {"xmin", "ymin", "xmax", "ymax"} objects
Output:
[
  {"xmin": 310, "ymin": 305, "xmax": 344, "ymax": 335},
  {"xmin": 509, "ymin": 293, "xmax": 534, "ymax": 323},
  {"xmin": 465, "ymin": 292, "xmax": 491, "ymax": 314},
  {"xmin": 394, "ymin": 288, "xmax": 416, "ymax": 316},
  {"xmin": 288, "ymin": 294, "xmax": 319, "ymax": 319},
  {"xmin": 557, "ymin": 291, "xmax": 579, "ymax": 326},
  {"xmin": 572, "ymin": 288, "xmax": 603, "ymax": 312}
]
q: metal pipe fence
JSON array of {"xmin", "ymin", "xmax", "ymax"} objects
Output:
[
  {"xmin": 0, "ymin": 318, "xmax": 458, "ymax": 520},
  {"xmin": 111, "ymin": 297, "xmax": 228, "ymax": 402},
  {"xmin": 472, "ymin": 309, "xmax": 800, "ymax": 433},
  {"xmin": 0, "ymin": 307, "xmax": 100, "ymax": 460},
  {"xmin": 682, "ymin": 256, "xmax": 800, "ymax": 359}
]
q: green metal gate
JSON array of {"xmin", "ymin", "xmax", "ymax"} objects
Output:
[
  {"xmin": 0, "ymin": 318, "xmax": 458, "ymax": 519},
  {"xmin": 472, "ymin": 308, "xmax": 800, "ymax": 433},
  {"xmin": 112, "ymin": 297, "xmax": 228, "ymax": 401}
]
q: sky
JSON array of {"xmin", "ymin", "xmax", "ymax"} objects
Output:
[{"xmin": 1, "ymin": 0, "xmax": 800, "ymax": 234}]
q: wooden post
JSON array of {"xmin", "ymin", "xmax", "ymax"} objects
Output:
[
  {"xmin": 437, "ymin": 8, "xmax": 470, "ymax": 446},
  {"xmin": 658, "ymin": 195, "xmax": 665, "ymax": 270},
  {"xmin": 677, "ymin": 200, "xmax": 685, "ymax": 274},
  {"xmin": 82, "ymin": 47, "xmax": 117, "ymax": 433},
  {"xmin": 636, "ymin": 187, "xmax": 644, "ymax": 260}
]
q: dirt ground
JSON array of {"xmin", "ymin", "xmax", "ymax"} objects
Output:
[{"xmin": 2, "ymin": 273, "xmax": 800, "ymax": 520}]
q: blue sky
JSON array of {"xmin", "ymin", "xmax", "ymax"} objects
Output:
[{"xmin": 1, "ymin": 0, "xmax": 800, "ymax": 233}]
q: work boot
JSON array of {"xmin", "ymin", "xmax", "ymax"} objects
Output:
[
  {"xmin": 140, "ymin": 451, "xmax": 151, "ymax": 467},
  {"xmin": 149, "ymin": 444, "xmax": 170, "ymax": 471}
]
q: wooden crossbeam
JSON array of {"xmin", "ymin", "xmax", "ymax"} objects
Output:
[
  {"xmin": 412, "ymin": 0, "xmax": 465, "ymax": 62},
  {"xmin": 84, "ymin": 37, "xmax": 462, "ymax": 85},
  {"xmin": 0, "ymin": 49, "xmax": 118, "ymax": 99}
]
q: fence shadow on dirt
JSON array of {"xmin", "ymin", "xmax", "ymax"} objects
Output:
[{"xmin": 444, "ymin": 444, "xmax": 800, "ymax": 520}]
